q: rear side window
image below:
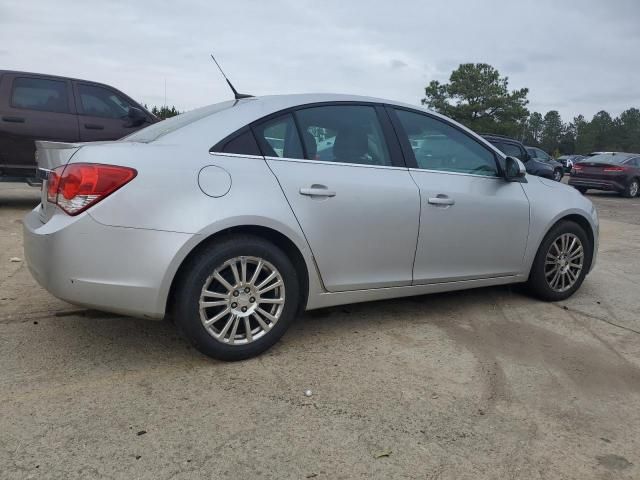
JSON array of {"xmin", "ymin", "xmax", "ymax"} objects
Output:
[
  {"xmin": 295, "ymin": 105, "xmax": 392, "ymax": 166},
  {"xmin": 77, "ymin": 84, "xmax": 133, "ymax": 118},
  {"xmin": 395, "ymin": 109, "xmax": 498, "ymax": 176},
  {"xmin": 253, "ymin": 114, "xmax": 304, "ymax": 159},
  {"xmin": 11, "ymin": 77, "xmax": 70, "ymax": 113},
  {"xmin": 216, "ymin": 129, "xmax": 261, "ymax": 156}
]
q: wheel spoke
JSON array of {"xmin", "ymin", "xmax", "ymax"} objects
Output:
[
  {"xmin": 259, "ymin": 280, "xmax": 282, "ymax": 295},
  {"xmin": 204, "ymin": 307, "xmax": 231, "ymax": 326},
  {"xmin": 227, "ymin": 315, "xmax": 240, "ymax": 344},
  {"xmin": 215, "ymin": 314, "xmax": 235, "ymax": 337},
  {"xmin": 243, "ymin": 317, "xmax": 253, "ymax": 343},
  {"xmin": 213, "ymin": 271, "xmax": 234, "ymax": 293},
  {"xmin": 258, "ymin": 297, "xmax": 284, "ymax": 304},
  {"xmin": 230, "ymin": 261, "xmax": 241, "ymax": 286},
  {"xmin": 202, "ymin": 290, "xmax": 228, "ymax": 299},
  {"xmin": 256, "ymin": 307, "xmax": 278, "ymax": 323},
  {"xmin": 241, "ymin": 257, "xmax": 248, "ymax": 284},
  {"xmin": 249, "ymin": 260, "xmax": 263, "ymax": 286},
  {"xmin": 257, "ymin": 271, "xmax": 277, "ymax": 290},
  {"xmin": 199, "ymin": 300, "xmax": 227, "ymax": 308},
  {"xmin": 252, "ymin": 312, "xmax": 271, "ymax": 331}
]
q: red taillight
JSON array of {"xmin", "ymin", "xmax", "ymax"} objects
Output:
[
  {"xmin": 603, "ymin": 166, "xmax": 625, "ymax": 172},
  {"xmin": 572, "ymin": 165, "xmax": 583, "ymax": 172},
  {"xmin": 46, "ymin": 163, "xmax": 136, "ymax": 215}
]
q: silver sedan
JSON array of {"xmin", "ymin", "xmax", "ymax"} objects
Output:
[{"xmin": 24, "ymin": 94, "xmax": 598, "ymax": 360}]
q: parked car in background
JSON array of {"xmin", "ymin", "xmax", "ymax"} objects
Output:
[
  {"xmin": 526, "ymin": 146, "xmax": 564, "ymax": 181},
  {"xmin": 569, "ymin": 152, "xmax": 640, "ymax": 197},
  {"xmin": 557, "ymin": 154, "xmax": 585, "ymax": 173},
  {"xmin": 24, "ymin": 94, "xmax": 598, "ymax": 360},
  {"xmin": 0, "ymin": 70, "xmax": 157, "ymax": 180},
  {"xmin": 482, "ymin": 134, "xmax": 556, "ymax": 180}
]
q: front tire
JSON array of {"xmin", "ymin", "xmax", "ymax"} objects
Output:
[
  {"xmin": 575, "ymin": 186, "xmax": 588, "ymax": 194},
  {"xmin": 622, "ymin": 178, "xmax": 639, "ymax": 198},
  {"xmin": 173, "ymin": 235, "xmax": 300, "ymax": 361},
  {"xmin": 527, "ymin": 221, "xmax": 591, "ymax": 301}
]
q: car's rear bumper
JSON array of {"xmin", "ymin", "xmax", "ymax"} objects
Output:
[
  {"xmin": 23, "ymin": 206, "xmax": 194, "ymax": 319},
  {"xmin": 568, "ymin": 177, "xmax": 625, "ymax": 192}
]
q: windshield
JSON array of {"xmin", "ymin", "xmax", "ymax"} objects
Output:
[
  {"xmin": 123, "ymin": 100, "xmax": 238, "ymax": 143},
  {"xmin": 583, "ymin": 153, "xmax": 632, "ymax": 164}
]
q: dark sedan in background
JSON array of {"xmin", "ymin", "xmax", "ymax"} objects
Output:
[
  {"xmin": 482, "ymin": 134, "xmax": 561, "ymax": 180},
  {"xmin": 569, "ymin": 152, "xmax": 640, "ymax": 197}
]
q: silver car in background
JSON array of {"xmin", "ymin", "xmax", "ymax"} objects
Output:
[{"xmin": 24, "ymin": 94, "xmax": 598, "ymax": 360}]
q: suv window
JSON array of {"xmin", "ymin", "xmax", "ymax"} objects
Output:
[
  {"xmin": 253, "ymin": 114, "xmax": 304, "ymax": 159},
  {"xmin": 496, "ymin": 141, "xmax": 525, "ymax": 161},
  {"xmin": 11, "ymin": 77, "xmax": 70, "ymax": 113},
  {"xmin": 395, "ymin": 109, "xmax": 498, "ymax": 176},
  {"xmin": 77, "ymin": 83, "xmax": 133, "ymax": 119},
  {"xmin": 294, "ymin": 105, "xmax": 392, "ymax": 166}
]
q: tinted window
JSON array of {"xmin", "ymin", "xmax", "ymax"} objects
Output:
[
  {"xmin": 395, "ymin": 110, "xmax": 498, "ymax": 176},
  {"xmin": 499, "ymin": 142, "xmax": 525, "ymax": 160},
  {"xmin": 219, "ymin": 129, "xmax": 261, "ymax": 156},
  {"xmin": 78, "ymin": 84, "xmax": 133, "ymax": 118},
  {"xmin": 295, "ymin": 105, "xmax": 392, "ymax": 166},
  {"xmin": 254, "ymin": 114, "xmax": 304, "ymax": 159},
  {"xmin": 587, "ymin": 153, "xmax": 632, "ymax": 164},
  {"xmin": 11, "ymin": 77, "xmax": 69, "ymax": 113}
]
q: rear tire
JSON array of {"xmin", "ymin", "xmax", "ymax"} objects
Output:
[
  {"xmin": 527, "ymin": 221, "xmax": 592, "ymax": 302},
  {"xmin": 575, "ymin": 187, "xmax": 588, "ymax": 194},
  {"xmin": 553, "ymin": 168, "xmax": 563, "ymax": 182},
  {"xmin": 622, "ymin": 178, "xmax": 639, "ymax": 198},
  {"xmin": 173, "ymin": 235, "xmax": 300, "ymax": 361}
]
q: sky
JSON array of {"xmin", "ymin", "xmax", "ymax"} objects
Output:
[{"xmin": 1, "ymin": 0, "xmax": 639, "ymax": 121}]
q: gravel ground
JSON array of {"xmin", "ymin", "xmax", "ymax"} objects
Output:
[{"xmin": 1, "ymin": 182, "xmax": 639, "ymax": 480}]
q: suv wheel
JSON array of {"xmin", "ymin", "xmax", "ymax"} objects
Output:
[
  {"xmin": 527, "ymin": 221, "xmax": 591, "ymax": 301},
  {"xmin": 174, "ymin": 235, "xmax": 300, "ymax": 361},
  {"xmin": 553, "ymin": 168, "xmax": 563, "ymax": 182}
]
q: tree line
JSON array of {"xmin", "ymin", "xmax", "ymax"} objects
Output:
[{"xmin": 422, "ymin": 63, "xmax": 640, "ymax": 156}]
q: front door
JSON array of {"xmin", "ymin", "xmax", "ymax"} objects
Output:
[
  {"xmin": 74, "ymin": 82, "xmax": 146, "ymax": 141},
  {"xmin": 390, "ymin": 107, "xmax": 530, "ymax": 284},
  {"xmin": 255, "ymin": 105, "xmax": 420, "ymax": 292}
]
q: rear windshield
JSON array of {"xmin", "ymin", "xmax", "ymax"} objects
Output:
[
  {"xmin": 584, "ymin": 153, "xmax": 633, "ymax": 164},
  {"xmin": 123, "ymin": 100, "xmax": 237, "ymax": 143}
]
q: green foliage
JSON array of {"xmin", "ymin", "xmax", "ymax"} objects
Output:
[
  {"xmin": 146, "ymin": 105, "xmax": 180, "ymax": 120},
  {"xmin": 425, "ymin": 64, "xmax": 639, "ymax": 156},
  {"xmin": 422, "ymin": 63, "xmax": 529, "ymax": 137}
]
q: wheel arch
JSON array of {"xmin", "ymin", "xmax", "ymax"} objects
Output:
[
  {"xmin": 164, "ymin": 225, "xmax": 312, "ymax": 318},
  {"xmin": 539, "ymin": 213, "xmax": 596, "ymax": 271}
]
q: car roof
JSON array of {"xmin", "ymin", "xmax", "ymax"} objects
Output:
[{"xmin": 0, "ymin": 69, "xmax": 122, "ymax": 89}]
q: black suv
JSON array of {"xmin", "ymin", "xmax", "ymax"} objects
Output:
[{"xmin": 482, "ymin": 134, "xmax": 559, "ymax": 180}]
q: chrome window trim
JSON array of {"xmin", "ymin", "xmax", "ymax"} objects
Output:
[
  {"xmin": 408, "ymin": 167, "xmax": 502, "ymax": 180},
  {"xmin": 209, "ymin": 151, "xmax": 265, "ymax": 160},
  {"xmin": 263, "ymin": 156, "xmax": 407, "ymax": 171}
]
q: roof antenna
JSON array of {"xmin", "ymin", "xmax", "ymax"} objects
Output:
[{"xmin": 210, "ymin": 54, "xmax": 253, "ymax": 100}]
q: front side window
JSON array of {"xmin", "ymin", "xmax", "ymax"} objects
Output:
[
  {"xmin": 253, "ymin": 114, "xmax": 304, "ymax": 159},
  {"xmin": 395, "ymin": 110, "xmax": 498, "ymax": 176},
  {"xmin": 78, "ymin": 84, "xmax": 133, "ymax": 119},
  {"xmin": 11, "ymin": 77, "xmax": 69, "ymax": 113},
  {"xmin": 295, "ymin": 105, "xmax": 392, "ymax": 166}
]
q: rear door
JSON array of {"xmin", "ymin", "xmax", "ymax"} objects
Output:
[
  {"xmin": 74, "ymin": 82, "xmax": 150, "ymax": 141},
  {"xmin": 257, "ymin": 103, "xmax": 420, "ymax": 292},
  {"xmin": 0, "ymin": 74, "xmax": 78, "ymax": 175},
  {"xmin": 390, "ymin": 107, "xmax": 530, "ymax": 284}
]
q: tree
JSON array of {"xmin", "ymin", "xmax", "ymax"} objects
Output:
[
  {"xmin": 540, "ymin": 111, "xmax": 563, "ymax": 153},
  {"xmin": 524, "ymin": 112, "xmax": 544, "ymax": 145},
  {"xmin": 618, "ymin": 108, "xmax": 640, "ymax": 152},
  {"xmin": 150, "ymin": 105, "xmax": 180, "ymax": 120},
  {"xmin": 422, "ymin": 63, "xmax": 529, "ymax": 137}
]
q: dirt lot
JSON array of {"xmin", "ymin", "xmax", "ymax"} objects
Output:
[{"xmin": 1, "ymin": 181, "xmax": 639, "ymax": 480}]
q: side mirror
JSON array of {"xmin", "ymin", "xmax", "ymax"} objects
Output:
[
  {"xmin": 504, "ymin": 156, "xmax": 526, "ymax": 182},
  {"xmin": 126, "ymin": 106, "xmax": 147, "ymax": 127}
]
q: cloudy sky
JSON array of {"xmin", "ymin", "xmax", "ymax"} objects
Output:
[{"xmin": 1, "ymin": 0, "xmax": 638, "ymax": 121}]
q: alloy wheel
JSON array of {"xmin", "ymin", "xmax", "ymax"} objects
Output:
[
  {"xmin": 544, "ymin": 233, "xmax": 584, "ymax": 292},
  {"xmin": 553, "ymin": 170, "xmax": 562, "ymax": 181},
  {"xmin": 199, "ymin": 256, "xmax": 285, "ymax": 345},
  {"xmin": 630, "ymin": 180, "xmax": 639, "ymax": 197}
]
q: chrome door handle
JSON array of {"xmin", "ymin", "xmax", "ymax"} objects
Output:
[
  {"xmin": 300, "ymin": 186, "xmax": 336, "ymax": 197},
  {"xmin": 428, "ymin": 196, "xmax": 455, "ymax": 206}
]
